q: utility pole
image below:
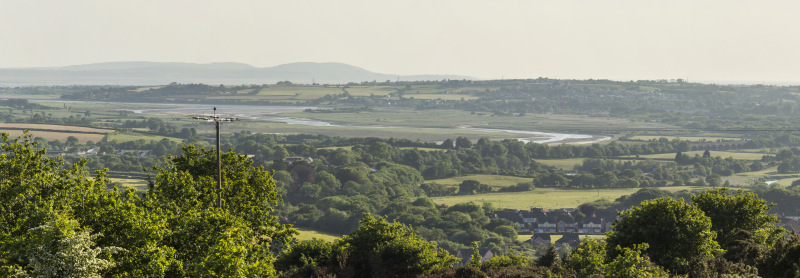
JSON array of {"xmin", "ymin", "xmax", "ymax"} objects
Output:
[{"xmin": 191, "ymin": 107, "xmax": 238, "ymax": 208}]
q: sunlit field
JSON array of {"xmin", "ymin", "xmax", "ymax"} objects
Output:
[{"xmin": 430, "ymin": 186, "xmax": 707, "ymax": 210}]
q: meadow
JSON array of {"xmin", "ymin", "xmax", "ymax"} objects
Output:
[
  {"xmin": 0, "ymin": 123, "xmax": 112, "ymax": 142},
  {"xmin": 294, "ymin": 227, "xmax": 342, "ymax": 242},
  {"xmin": 0, "ymin": 123, "xmax": 113, "ymax": 133},
  {"xmin": 109, "ymin": 178, "xmax": 149, "ymax": 193},
  {"xmin": 276, "ymin": 108, "xmax": 678, "ymax": 134},
  {"xmin": 636, "ymin": 150, "xmax": 766, "ymax": 161},
  {"xmin": 535, "ymin": 158, "xmax": 586, "ymax": 170},
  {"xmin": 428, "ymin": 174, "xmax": 533, "ymax": 189},
  {"xmin": 0, "ymin": 130, "xmax": 106, "ymax": 143},
  {"xmin": 627, "ymin": 136, "xmax": 740, "ymax": 142},
  {"xmin": 429, "ymin": 186, "xmax": 706, "ymax": 210},
  {"xmin": 106, "ymin": 132, "xmax": 183, "ymax": 144}
]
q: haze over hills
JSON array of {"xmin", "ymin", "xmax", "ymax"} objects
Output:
[{"xmin": 0, "ymin": 62, "xmax": 473, "ymax": 86}]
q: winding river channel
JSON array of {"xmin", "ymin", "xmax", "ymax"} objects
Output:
[{"xmin": 32, "ymin": 100, "xmax": 611, "ymax": 145}]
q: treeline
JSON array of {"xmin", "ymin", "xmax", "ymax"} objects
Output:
[
  {"xmin": 20, "ymin": 79, "xmax": 800, "ymax": 134},
  {"xmin": 276, "ymin": 187, "xmax": 800, "ymax": 277},
  {"xmin": 1, "ymin": 134, "xmax": 294, "ymax": 277},
  {"xmin": 59, "ymin": 83, "xmax": 264, "ymax": 101},
  {"xmin": 6, "ymin": 131, "xmax": 800, "ymax": 277},
  {"xmin": 119, "ymin": 118, "xmax": 198, "ymax": 139}
]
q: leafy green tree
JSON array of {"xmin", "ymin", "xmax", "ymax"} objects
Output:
[
  {"xmin": 19, "ymin": 213, "xmax": 122, "ymax": 278},
  {"xmin": 536, "ymin": 244, "xmax": 559, "ymax": 267},
  {"xmin": 458, "ymin": 180, "xmax": 482, "ymax": 195},
  {"xmin": 481, "ymin": 253, "xmax": 529, "ymax": 269},
  {"xmin": 603, "ymin": 244, "xmax": 668, "ymax": 278},
  {"xmin": 567, "ymin": 239, "xmax": 606, "ymax": 277},
  {"xmin": 73, "ymin": 187, "xmax": 180, "ymax": 277},
  {"xmin": 606, "ymin": 198, "xmax": 721, "ymax": 273},
  {"xmin": 758, "ymin": 231, "xmax": 800, "ymax": 278},
  {"xmin": 145, "ymin": 145, "xmax": 297, "ymax": 276},
  {"xmin": 455, "ymin": 137, "xmax": 472, "ymax": 149},
  {"xmin": 692, "ymin": 188, "xmax": 782, "ymax": 247},
  {"xmin": 705, "ymin": 174, "xmax": 722, "ymax": 187},
  {"xmin": 186, "ymin": 224, "xmax": 273, "ymax": 277},
  {"xmin": 0, "ymin": 132, "xmax": 179, "ymax": 277},
  {"xmin": 147, "ymin": 144, "xmax": 295, "ymax": 248},
  {"xmin": 338, "ymin": 213, "xmax": 457, "ymax": 277},
  {"xmin": 274, "ymin": 239, "xmax": 337, "ymax": 273},
  {"xmin": 468, "ymin": 242, "xmax": 482, "ymax": 269},
  {"xmin": 1, "ymin": 133, "xmax": 112, "ymax": 274}
]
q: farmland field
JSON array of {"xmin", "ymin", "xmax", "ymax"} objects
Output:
[
  {"xmin": 407, "ymin": 93, "xmax": 478, "ymax": 100},
  {"xmin": 398, "ymin": 147, "xmax": 442, "ymax": 152},
  {"xmin": 430, "ymin": 186, "xmax": 707, "ymax": 210},
  {"xmin": 294, "ymin": 227, "xmax": 342, "ymax": 242},
  {"xmin": 109, "ymin": 178, "xmax": 148, "ymax": 193},
  {"xmin": 627, "ymin": 136, "xmax": 740, "ymax": 142},
  {"xmin": 0, "ymin": 123, "xmax": 113, "ymax": 133},
  {"xmin": 428, "ymin": 175, "xmax": 532, "ymax": 189},
  {"xmin": 637, "ymin": 150, "xmax": 766, "ymax": 161},
  {"xmin": 106, "ymin": 132, "xmax": 184, "ymax": 144},
  {"xmin": 1, "ymin": 129, "xmax": 106, "ymax": 142},
  {"xmin": 276, "ymin": 107, "xmax": 681, "ymax": 133},
  {"xmin": 536, "ymin": 158, "xmax": 586, "ymax": 170}
]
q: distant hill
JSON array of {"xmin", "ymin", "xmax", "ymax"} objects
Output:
[{"xmin": 0, "ymin": 62, "xmax": 472, "ymax": 86}]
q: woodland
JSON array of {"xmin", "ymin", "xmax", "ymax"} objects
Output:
[{"xmin": 3, "ymin": 79, "xmax": 800, "ymax": 277}]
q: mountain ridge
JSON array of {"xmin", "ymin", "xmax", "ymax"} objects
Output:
[{"xmin": 0, "ymin": 62, "xmax": 473, "ymax": 85}]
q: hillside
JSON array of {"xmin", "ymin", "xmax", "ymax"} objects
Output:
[{"xmin": 0, "ymin": 61, "xmax": 472, "ymax": 85}]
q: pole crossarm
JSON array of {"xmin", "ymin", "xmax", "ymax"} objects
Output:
[{"xmin": 188, "ymin": 107, "xmax": 239, "ymax": 208}]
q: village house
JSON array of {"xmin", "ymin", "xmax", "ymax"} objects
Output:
[
  {"xmin": 530, "ymin": 234, "xmax": 551, "ymax": 246},
  {"xmin": 555, "ymin": 233, "xmax": 581, "ymax": 249},
  {"xmin": 455, "ymin": 248, "xmax": 494, "ymax": 266},
  {"xmin": 579, "ymin": 217, "xmax": 604, "ymax": 234}
]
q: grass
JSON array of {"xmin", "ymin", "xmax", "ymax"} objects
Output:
[
  {"xmin": 517, "ymin": 234, "xmax": 606, "ymax": 243},
  {"xmin": 428, "ymin": 175, "xmax": 533, "ymax": 189},
  {"xmin": 106, "ymin": 132, "xmax": 183, "ymax": 144},
  {"xmin": 0, "ymin": 123, "xmax": 113, "ymax": 133},
  {"xmin": 294, "ymin": 227, "xmax": 342, "ymax": 242},
  {"xmin": 317, "ymin": 146, "xmax": 354, "ymax": 151},
  {"xmin": 109, "ymin": 178, "xmax": 148, "ymax": 192},
  {"xmin": 224, "ymin": 120, "xmax": 538, "ymax": 143},
  {"xmin": 407, "ymin": 94, "xmax": 478, "ymax": 101},
  {"xmin": 2, "ymin": 129, "xmax": 106, "ymax": 143},
  {"xmin": 258, "ymin": 85, "xmax": 361, "ymax": 98},
  {"xmin": 628, "ymin": 136, "xmax": 740, "ymax": 142},
  {"xmin": 536, "ymin": 158, "xmax": 586, "ymax": 170},
  {"xmin": 399, "ymin": 147, "xmax": 443, "ymax": 152},
  {"xmin": 722, "ymin": 165, "xmax": 800, "ymax": 186},
  {"xmin": 276, "ymin": 107, "xmax": 679, "ymax": 134},
  {"xmin": 429, "ymin": 186, "xmax": 706, "ymax": 210},
  {"xmin": 637, "ymin": 150, "xmax": 766, "ymax": 161},
  {"xmin": 771, "ymin": 177, "xmax": 800, "ymax": 187}
]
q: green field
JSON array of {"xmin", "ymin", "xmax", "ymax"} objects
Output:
[
  {"xmin": 408, "ymin": 93, "xmax": 478, "ymax": 101},
  {"xmin": 399, "ymin": 147, "xmax": 444, "ymax": 152},
  {"xmin": 109, "ymin": 178, "xmax": 148, "ymax": 192},
  {"xmin": 277, "ymin": 107, "xmax": 679, "ymax": 133},
  {"xmin": 428, "ymin": 175, "xmax": 533, "ymax": 189},
  {"xmin": 628, "ymin": 136, "xmax": 740, "ymax": 142},
  {"xmin": 637, "ymin": 150, "xmax": 766, "ymax": 161},
  {"xmin": 430, "ymin": 186, "xmax": 706, "ymax": 210},
  {"xmin": 536, "ymin": 158, "xmax": 586, "ymax": 170},
  {"xmin": 294, "ymin": 227, "xmax": 342, "ymax": 242},
  {"xmin": 722, "ymin": 165, "xmax": 800, "ymax": 187},
  {"xmin": 106, "ymin": 132, "xmax": 184, "ymax": 144}
]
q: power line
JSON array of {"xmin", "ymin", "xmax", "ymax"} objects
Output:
[{"xmin": 189, "ymin": 107, "xmax": 239, "ymax": 209}]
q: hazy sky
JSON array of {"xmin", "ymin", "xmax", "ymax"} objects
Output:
[{"xmin": 2, "ymin": 0, "xmax": 799, "ymax": 83}]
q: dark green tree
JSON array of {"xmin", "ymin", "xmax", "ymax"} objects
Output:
[
  {"xmin": 692, "ymin": 188, "xmax": 782, "ymax": 247},
  {"xmin": 338, "ymin": 213, "xmax": 457, "ymax": 277},
  {"xmin": 606, "ymin": 198, "xmax": 721, "ymax": 273}
]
